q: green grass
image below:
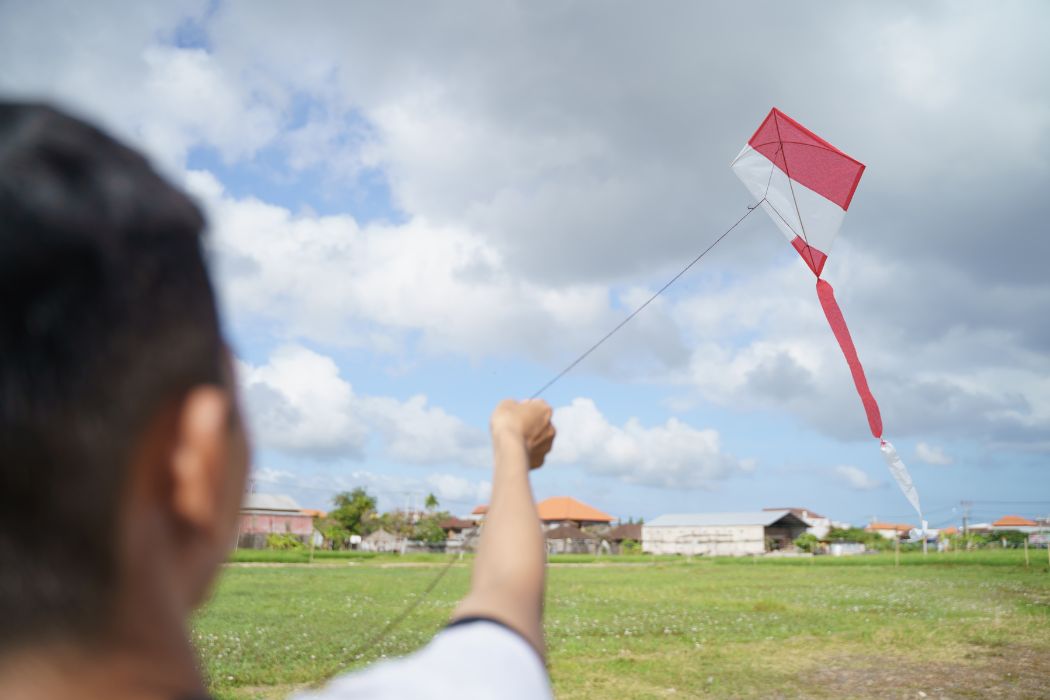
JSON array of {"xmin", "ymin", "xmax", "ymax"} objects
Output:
[
  {"xmin": 227, "ymin": 549, "xmax": 453, "ymax": 564},
  {"xmin": 196, "ymin": 551, "xmax": 1050, "ymax": 699}
]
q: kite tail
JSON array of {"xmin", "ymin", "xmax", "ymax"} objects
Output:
[
  {"xmin": 816, "ymin": 279, "xmax": 924, "ymax": 524},
  {"xmin": 880, "ymin": 439, "xmax": 922, "ymax": 523},
  {"xmin": 815, "ymin": 278, "xmax": 882, "ymax": 438}
]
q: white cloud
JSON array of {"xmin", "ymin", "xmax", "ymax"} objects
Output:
[
  {"xmin": 188, "ymin": 170, "xmax": 681, "ymax": 367},
  {"xmin": 915, "ymin": 442, "xmax": 953, "ymax": 466},
  {"xmin": 239, "ymin": 344, "xmax": 367, "ymax": 458},
  {"xmin": 0, "ymin": 6, "xmax": 285, "ymax": 174},
  {"xmin": 238, "ymin": 344, "xmax": 486, "ymax": 466},
  {"xmin": 366, "ymin": 395, "xmax": 488, "ymax": 467},
  {"xmin": 250, "ymin": 467, "xmax": 491, "ymax": 513},
  {"xmin": 4, "ymin": 0, "xmax": 1050, "ymax": 455},
  {"xmin": 549, "ymin": 398, "xmax": 753, "ymax": 490},
  {"xmin": 832, "ymin": 465, "xmax": 884, "ymax": 492},
  {"xmin": 425, "ymin": 474, "xmax": 491, "ymax": 506}
]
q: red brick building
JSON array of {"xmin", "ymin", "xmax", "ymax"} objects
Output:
[{"xmin": 238, "ymin": 493, "xmax": 314, "ymax": 548}]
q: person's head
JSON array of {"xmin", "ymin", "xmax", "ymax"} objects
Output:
[{"xmin": 0, "ymin": 103, "xmax": 250, "ymax": 653}]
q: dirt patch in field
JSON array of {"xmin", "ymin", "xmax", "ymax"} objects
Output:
[{"xmin": 806, "ymin": 646, "xmax": 1048, "ymax": 699}]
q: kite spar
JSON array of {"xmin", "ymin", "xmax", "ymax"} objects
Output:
[{"xmin": 731, "ymin": 107, "xmax": 925, "ymax": 535}]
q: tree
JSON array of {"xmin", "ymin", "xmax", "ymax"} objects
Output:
[
  {"xmin": 413, "ymin": 515, "xmax": 448, "ymax": 544},
  {"xmin": 424, "ymin": 492, "xmax": 440, "ymax": 511},
  {"xmin": 330, "ymin": 487, "xmax": 378, "ymax": 535},
  {"xmin": 794, "ymin": 532, "xmax": 819, "ymax": 553},
  {"xmin": 997, "ymin": 530, "xmax": 1028, "ymax": 548},
  {"xmin": 317, "ymin": 518, "xmax": 351, "ymax": 550},
  {"xmin": 827, "ymin": 526, "xmax": 893, "ymax": 552}
]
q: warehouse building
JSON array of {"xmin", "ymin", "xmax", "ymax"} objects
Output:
[{"xmin": 642, "ymin": 510, "xmax": 809, "ymax": 556}]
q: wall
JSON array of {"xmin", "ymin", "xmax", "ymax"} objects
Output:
[
  {"xmin": 547, "ymin": 537, "xmax": 598, "ymax": 555},
  {"xmin": 239, "ymin": 512, "xmax": 313, "ymax": 536},
  {"xmin": 642, "ymin": 525, "xmax": 765, "ymax": 556}
]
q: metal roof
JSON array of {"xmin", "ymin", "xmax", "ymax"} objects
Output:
[
  {"xmin": 644, "ymin": 510, "xmax": 801, "ymax": 528},
  {"xmin": 241, "ymin": 492, "xmax": 302, "ymax": 512}
]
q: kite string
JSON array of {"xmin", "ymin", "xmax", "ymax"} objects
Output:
[
  {"xmin": 344, "ymin": 530, "xmax": 478, "ymax": 663},
  {"xmin": 347, "ymin": 201, "xmax": 761, "ymax": 664},
  {"xmin": 530, "ymin": 201, "xmax": 761, "ymax": 399}
]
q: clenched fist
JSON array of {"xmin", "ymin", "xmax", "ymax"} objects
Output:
[{"xmin": 490, "ymin": 399, "xmax": 556, "ymax": 470}]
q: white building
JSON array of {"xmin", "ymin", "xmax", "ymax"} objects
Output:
[
  {"xmin": 642, "ymin": 511, "xmax": 809, "ymax": 556},
  {"xmin": 764, "ymin": 507, "xmax": 831, "ymax": 538}
]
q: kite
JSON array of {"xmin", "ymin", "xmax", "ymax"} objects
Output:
[{"xmin": 731, "ymin": 107, "xmax": 925, "ymax": 535}]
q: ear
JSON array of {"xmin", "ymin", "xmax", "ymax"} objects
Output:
[{"xmin": 170, "ymin": 386, "xmax": 232, "ymax": 532}]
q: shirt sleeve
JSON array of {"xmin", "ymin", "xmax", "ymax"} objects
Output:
[{"xmin": 290, "ymin": 619, "xmax": 552, "ymax": 700}]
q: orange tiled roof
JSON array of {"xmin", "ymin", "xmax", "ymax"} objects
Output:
[
  {"xmin": 300, "ymin": 508, "xmax": 326, "ymax": 518},
  {"xmin": 536, "ymin": 496, "xmax": 612, "ymax": 523},
  {"xmin": 993, "ymin": 515, "xmax": 1037, "ymax": 527},
  {"xmin": 940, "ymin": 526, "xmax": 959, "ymax": 536},
  {"xmin": 471, "ymin": 504, "xmax": 489, "ymax": 515},
  {"xmin": 865, "ymin": 522, "xmax": 913, "ymax": 532}
]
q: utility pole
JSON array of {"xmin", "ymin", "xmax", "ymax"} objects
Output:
[{"xmin": 961, "ymin": 500, "xmax": 972, "ymax": 537}]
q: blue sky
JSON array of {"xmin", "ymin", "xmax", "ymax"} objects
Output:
[{"xmin": 2, "ymin": 1, "xmax": 1048, "ymax": 526}]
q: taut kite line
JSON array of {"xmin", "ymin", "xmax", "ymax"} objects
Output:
[{"xmin": 731, "ymin": 107, "xmax": 924, "ymax": 532}]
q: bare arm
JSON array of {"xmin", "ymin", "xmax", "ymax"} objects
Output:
[{"xmin": 450, "ymin": 399, "xmax": 555, "ymax": 658}]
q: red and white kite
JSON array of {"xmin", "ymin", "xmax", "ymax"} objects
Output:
[{"xmin": 731, "ymin": 107, "xmax": 923, "ymax": 530}]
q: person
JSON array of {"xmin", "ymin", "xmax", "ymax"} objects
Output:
[{"xmin": 0, "ymin": 102, "xmax": 557, "ymax": 700}]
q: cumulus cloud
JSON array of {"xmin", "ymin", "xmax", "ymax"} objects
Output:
[
  {"xmin": 239, "ymin": 345, "xmax": 368, "ymax": 458},
  {"xmin": 239, "ymin": 344, "xmax": 486, "ymax": 466},
  {"xmin": 366, "ymin": 396, "xmax": 488, "ymax": 467},
  {"xmin": 832, "ymin": 465, "xmax": 884, "ymax": 492},
  {"xmin": 669, "ymin": 261, "xmax": 1050, "ymax": 446},
  {"xmin": 915, "ymin": 442, "xmax": 953, "ymax": 466},
  {"xmin": 187, "ymin": 170, "xmax": 683, "ymax": 369},
  {"xmin": 252, "ymin": 466, "xmax": 491, "ymax": 512},
  {"xmin": 240, "ymin": 346, "xmax": 748, "ymax": 492},
  {"xmin": 424, "ymin": 473, "xmax": 491, "ymax": 505},
  {"xmin": 549, "ymin": 398, "xmax": 753, "ymax": 490},
  {"xmin": 3, "ymin": 0, "xmax": 1049, "ymax": 455},
  {"xmin": 0, "ymin": 4, "xmax": 284, "ymax": 173}
]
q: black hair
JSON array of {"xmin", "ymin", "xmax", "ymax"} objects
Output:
[{"xmin": 0, "ymin": 103, "xmax": 224, "ymax": 648}]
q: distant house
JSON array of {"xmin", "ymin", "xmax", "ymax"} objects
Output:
[
  {"xmin": 600, "ymin": 522, "xmax": 638, "ymax": 554},
  {"xmin": 362, "ymin": 528, "xmax": 400, "ymax": 553},
  {"xmin": 642, "ymin": 510, "xmax": 809, "ymax": 556},
  {"xmin": 439, "ymin": 517, "xmax": 478, "ymax": 551},
  {"xmin": 865, "ymin": 522, "xmax": 913, "ymax": 540},
  {"xmin": 471, "ymin": 496, "xmax": 614, "ymax": 531},
  {"xmin": 546, "ymin": 524, "xmax": 599, "ymax": 555},
  {"xmin": 537, "ymin": 496, "xmax": 613, "ymax": 530},
  {"xmin": 440, "ymin": 517, "xmax": 475, "ymax": 535},
  {"xmin": 992, "ymin": 515, "xmax": 1040, "ymax": 533},
  {"xmin": 238, "ymin": 493, "xmax": 314, "ymax": 548},
  {"xmin": 764, "ymin": 507, "xmax": 830, "ymax": 538}
]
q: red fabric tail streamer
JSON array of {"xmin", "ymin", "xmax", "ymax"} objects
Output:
[{"xmin": 816, "ymin": 278, "xmax": 883, "ymax": 438}]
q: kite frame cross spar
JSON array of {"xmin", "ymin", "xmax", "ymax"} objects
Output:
[{"xmin": 732, "ymin": 106, "xmax": 925, "ymax": 536}]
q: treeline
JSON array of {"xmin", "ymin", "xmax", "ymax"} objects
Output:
[{"xmin": 314, "ymin": 487, "xmax": 451, "ymax": 549}]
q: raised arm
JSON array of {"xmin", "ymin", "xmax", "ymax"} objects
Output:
[{"xmin": 450, "ymin": 399, "xmax": 556, "ymax": 658}]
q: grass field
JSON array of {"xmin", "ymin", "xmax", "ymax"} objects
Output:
[{"xmin": 195, "ymin": 551, "xmax": 1050, "ymax": 699}]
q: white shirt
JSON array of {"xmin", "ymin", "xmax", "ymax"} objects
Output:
[{"xmin": 291, "ymin": 620, "xmax": 552, "ymax": 700}]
